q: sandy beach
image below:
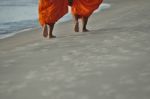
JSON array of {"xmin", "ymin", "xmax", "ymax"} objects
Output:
[{"xmin": 0, "ymin": 0, "xmax": 150, "ymax": 99}]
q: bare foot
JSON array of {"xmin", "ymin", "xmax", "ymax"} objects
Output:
[
  {"xmin": 74, "ymin": 22, "xmax": 79, "ymax": 32},
  {"xmin": 42, "ymin": 25, "xmax": 48, "ymax": 38},
  {"xmin": 49, "ymin": 35, "xmax": 56, "ymax": 39},
  {"xmin": 83, "ymin": 28, "xmax": 89, "ymax": 32}
]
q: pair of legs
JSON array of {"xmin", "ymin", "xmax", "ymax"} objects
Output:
[
  {"xmin": 74, "ymin": 15, "xmax": 89, "ymax": 32},
  {"xmin": 42, "ymin": 15, "xmax": 89, "ymax": 38},
  {"xmin": 42, "ymin": 23, "xmax": 56, "ymax": 38}
]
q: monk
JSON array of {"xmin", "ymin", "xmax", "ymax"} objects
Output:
[
  {"xmin": 38, "ymin": 0, "xmax": 68, "ymax": 38},
  {"xmin": 71, "ymin": 0, "xmax": 103, "ymax": 32}
]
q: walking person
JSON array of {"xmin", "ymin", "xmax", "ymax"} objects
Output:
[
  {"xmin": 38, "ymin": 0, "xmax": 68, "ymax": 38},
  {"xmin": 70, "ymin": 0, "xmax": 103, "ymax": 32}
]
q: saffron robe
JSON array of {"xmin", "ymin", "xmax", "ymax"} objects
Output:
[
  {"xmin": 72, "ymin": 0, "xmax": 103, "ymax": 17},
  {"xmin": 38, "ymin": 0, "xmax": 68, "ymax": 26}
]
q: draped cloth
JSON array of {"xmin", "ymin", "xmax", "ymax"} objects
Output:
[
  {"xmin": 38, "ymin": 0, "xmax": 68, "ymax": 26},
  {"xmin": 71, "ymin": 0, "xmax": 103, "ymax": 17}
]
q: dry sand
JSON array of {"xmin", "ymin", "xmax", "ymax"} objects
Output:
[{"xmin": 0, "ymin": 0, "xmax": 150, "ymax": 99}]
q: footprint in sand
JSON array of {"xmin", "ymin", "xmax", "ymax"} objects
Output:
[
  {"xmin": 3, "ymin": 59, "xmax": 16, "ymax": 67},
  {"xmin": 7, "ymin": 82, "xmax": 27, "ymax": 93},
  {"xmin": 25, "ymin": 71, "xmax": 38, "ymax": 80},
  {"xmin": 120, "ymin": 75, "xmax": 136, "ymax": 85}
]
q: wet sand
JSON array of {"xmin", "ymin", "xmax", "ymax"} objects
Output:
[{"xmin": 0, "ymin": 0, "xmax": 150, "ymax": 99}]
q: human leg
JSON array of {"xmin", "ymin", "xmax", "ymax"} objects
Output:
[
  {"xmin": 74, "ymin": 15, "xmax": 80, "ymax": 32},
  {"xmin": 82, "ymin": 16, "xmax": 89, "ymax": 32},
  {"xmin": 48, "ymin": 23, "xmax": 56, "ymax": 38},
  {"xmin": 42, "ymin": 24, "xmax": 48, "ymax": 38}
]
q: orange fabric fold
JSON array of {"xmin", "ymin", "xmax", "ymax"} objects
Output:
[
  {"xmin": 38, "ymin": 0, "xmax": 68, "ymax": 26},
  {"xmin": 72, "ymin": 0, "xmax": 103, "ymax": 17}
]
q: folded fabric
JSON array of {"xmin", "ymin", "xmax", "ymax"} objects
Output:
[
  {"xmin": 38, "ymin": 0, "xmax": 68, "ymax": 26},
  {"xmin": 72, "ymin": 0, "xmax": 103, "ymax": 17}
]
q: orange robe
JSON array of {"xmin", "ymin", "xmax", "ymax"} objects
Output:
[
  {"xmin": 72, "ymin": 0, "xmax": 103, "ymax": 17},
  {"xmin": 38, "ymin": 0, "xmax": 68, "ymax": 26}
]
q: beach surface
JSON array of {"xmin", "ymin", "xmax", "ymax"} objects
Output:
[{"xmin": 0, "ymin": 0, "xmax": 150, "ymax": 99}]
